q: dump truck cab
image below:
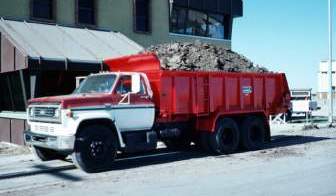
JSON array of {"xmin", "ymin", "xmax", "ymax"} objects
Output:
[{"xmin": 24, "ymin": 72, "xmax": 157, "ymax": 171}]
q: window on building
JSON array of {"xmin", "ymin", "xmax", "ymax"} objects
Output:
[
  {"xmin": 185, "ymin": 10, "xmax": 207, "ymax": 37},
  {"xmin": 171, "ymin": 7, "xmax": 187, "ymax": 34},
  {"xmin": 30, "ymin": 0, "xmax": 55, "ymax": 21},
  {"xmin": 208, "ymin": 14, "xmax": 224, "ymax": 39},
  {"xmin": 170, "ymin": 0, "xmax": 232, "ymax": 40},
  {"xmin": 76, "ymin": 0, "xmax": 96, "ymax": 25},
  {"xmin": 134, "ymin": 0, "xmax": 151, "ymax": 33}
]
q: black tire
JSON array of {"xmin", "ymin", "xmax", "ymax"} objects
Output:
[
  {"xmin": 240, "ymin": 116, "xmax": 267, "ymax": 151},
  {"xmin": 71, "ymin": 125, "xmax": 117, "ymax": 173},
  {"xmin": 31, "ymin": 146, "xmax": 67, "ymax": 161},
  {"xmin": 208, "ymin": 118, "xmax": 240, "ymax": 154}
]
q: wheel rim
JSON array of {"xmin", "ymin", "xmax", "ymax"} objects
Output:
[
  {"xmin": 89, "ymin": 140, "xmax": 106, "ymax": 159},
  {"xmin": 85, "ymin": 135, "xmax": 112, "ymax": 162}
]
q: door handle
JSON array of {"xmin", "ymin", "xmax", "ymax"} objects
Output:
[{"xmin": 104, "ymin": 104, "xmax": 112, "ymax": 109}]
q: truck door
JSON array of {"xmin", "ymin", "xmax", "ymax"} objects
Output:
[{"xmin": 112, "ymin": 74, "xmax": 155, "ymax": 132}]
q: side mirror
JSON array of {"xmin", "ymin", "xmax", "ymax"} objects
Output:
[{"xmin": 131, "ymin": 74, "xmax": 141, "ymax": 94}]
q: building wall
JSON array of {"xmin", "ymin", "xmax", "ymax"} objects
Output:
[
  {"xmin": 317, "ymin": 60, "xmax": 336, "ymax": 100},
  {"xmin": 0, "ymin": 0, "xmax": 30, "ymax": 19},
  {"xmin": 0, "ymin": 117, "xmax": 27, "ymax": 145},
  {"xmin": 0, "ymin": 0, "xmax": 231, "ymax": 48},
  {"xmin": 0, "ymin": 0, "xmax": 238, "ymax": 145},
  {"xmin": 56, "ymin": 0, "xmax": 76, "ymax": 25}
]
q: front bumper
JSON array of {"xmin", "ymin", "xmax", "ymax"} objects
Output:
[{"xmin": 24, "ymin": 130, "xmax": 75, "ymax": 151}]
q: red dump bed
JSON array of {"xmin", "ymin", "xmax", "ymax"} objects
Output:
[{"xmin": 104, "ymin": 53, "xmax": 290, "ymax": 132}]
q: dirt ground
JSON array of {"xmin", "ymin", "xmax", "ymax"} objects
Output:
[
  {"xmin": 0, "ymin": 123, "xmax": 335, "ymax": 196},
  {"xmin": 0, "ymin": 143, "xmax": 30, "ymax": 156}
]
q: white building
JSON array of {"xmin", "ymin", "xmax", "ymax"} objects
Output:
[{"xmin": 317, "ymin": 60, "xmax": 336, "ymax": 99}]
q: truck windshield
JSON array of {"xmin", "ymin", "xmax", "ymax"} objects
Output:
[{"xmin": 73, "ymin": 74, "xmax": 116, "ymax": 94}]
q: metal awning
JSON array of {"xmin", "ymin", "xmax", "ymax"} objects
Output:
[{"xmin": 0, "ymin": 18, "xmax": 144, "ymax": 72}]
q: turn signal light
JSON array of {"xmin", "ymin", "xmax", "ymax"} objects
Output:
[{"xmin": 65, "ymin": 109, "xmax": 73, "ymax": 118}]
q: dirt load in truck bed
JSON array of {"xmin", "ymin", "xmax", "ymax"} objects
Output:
[{"xmin": 146, "ymin": 41, "xmax": 268, "ymax": 72}]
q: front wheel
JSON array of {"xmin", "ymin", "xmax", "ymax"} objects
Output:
[{"xmin": 71, "ymin": 125, "xmax": 117, "ymax": 173}]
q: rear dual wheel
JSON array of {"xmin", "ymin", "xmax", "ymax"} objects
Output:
[
  {"xmin": 206, "ymin": 118, "xmax": 240, "ymax": 155},
  {"xmin": 201, "ymin": 116, "xmax": 267, "ymax": 154},
  {"xmin": 240, "ymin": 116, "xmax": 267, "ymax": 151}
]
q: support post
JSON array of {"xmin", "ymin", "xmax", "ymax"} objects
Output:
[
  {"xmin": 19, "ymin": 70, "xmax": 27, "ymax": 108},
  {"xmin": 328, "ymin": 0, "xmax": 333, "ymax": 125},
  {"xmin": 30, "ymin": 73, "xmax": 37, "ymax": 99}
]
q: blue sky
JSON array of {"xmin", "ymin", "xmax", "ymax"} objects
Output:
[{"xmin": 232, "ymin": 0, "xmax": 336, "ymax": 92}]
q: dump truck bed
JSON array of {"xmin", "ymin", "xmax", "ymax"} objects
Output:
[{"xmin": 104, "ymin": 53, "xmax": 290, "ymax": 132}]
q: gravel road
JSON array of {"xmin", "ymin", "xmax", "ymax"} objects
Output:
[{"xmin": 0, "ymin": 124, "xmax": 335, "ymax": 196}]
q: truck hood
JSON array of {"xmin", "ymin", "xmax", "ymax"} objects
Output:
[{"xmin": 28, "ymin": 93, "xmax": 113, "ymax": 109}]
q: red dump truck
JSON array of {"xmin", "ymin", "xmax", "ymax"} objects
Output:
[{"xmin": 24, "ymin": 53, "xmax": 290, "ymax": 172}]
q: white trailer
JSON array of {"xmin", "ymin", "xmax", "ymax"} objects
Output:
[{"xmin": 288, "ymin": 89, "xmax": 318, "ymax": 120}]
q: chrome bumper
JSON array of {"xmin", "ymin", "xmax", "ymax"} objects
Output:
[{"xmin": 24, "ymin": 130, "xmax": 75, "ymax": 151}]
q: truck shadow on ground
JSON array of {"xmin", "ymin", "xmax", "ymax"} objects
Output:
[
  {"xmin": 104, "ymin": 134, "xmax": 331, "ymax": 172},
  {"xmin": 267, "ymin": 135, "xmax": 332, "ymax": 149},
  {"xmin": 0, "ymin": 135, "xmax": 331, "ymax": 178},
  {"xmin": 0, "ymin": 164, "xmax": 79, "ymax": 181}
]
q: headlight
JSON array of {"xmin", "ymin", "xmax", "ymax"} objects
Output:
[
  {"xmin": 54, "ymin": 109, "xmax": 60, "ymax": 118},
  {"xmin": 29, "ymin": 108, "xmax": 34, "ymax": 117}
]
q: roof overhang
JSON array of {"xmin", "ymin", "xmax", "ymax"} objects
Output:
[{"xmin": 0, "ymin": 18, "xmax": 144, "ymax": 73}]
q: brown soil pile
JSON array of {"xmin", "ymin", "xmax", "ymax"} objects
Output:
[{"xmin": 147, "ymin": 41, "xmax": 268, "ymax": 72}]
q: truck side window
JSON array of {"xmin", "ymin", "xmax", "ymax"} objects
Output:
[
  {"xmin": 116, "ymin": 76, "xmax": 132, "ymax": 94},
  {"xmin": 139, "ymin": 78, "xmax": 147, "ymax": 95}
]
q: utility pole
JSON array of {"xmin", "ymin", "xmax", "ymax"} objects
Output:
[{"xmin": 328, "ymin": 0, "xmax": 333, "ymax": 125}]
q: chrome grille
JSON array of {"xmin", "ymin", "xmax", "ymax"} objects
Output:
[
  {"xmin": 34, "ymin": 107, "xmax": 56, "ymax": 118},
  {"xmin": 28, "ymin": 104, "xmax": 61, "ymax": 123}
]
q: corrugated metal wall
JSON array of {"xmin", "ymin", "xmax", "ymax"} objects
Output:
[
  {"xmin": 0, "ymin": 34, "xmax": 27, "ymax": 73},
  {"xmin": 1, "ymin": 35, "xmax": 15, "ymax": 72},
  {"xmin": 0, "ymin": 33, "xmax": 27, "ymax": 145},
  {"xmin": 0, "ymin": 118, "xmax": 27, "ymax": 145}
]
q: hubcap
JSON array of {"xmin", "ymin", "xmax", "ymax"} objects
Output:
[{"xmin": 89, "ymin": 140, "xmax": 105, "ymax": 159}]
